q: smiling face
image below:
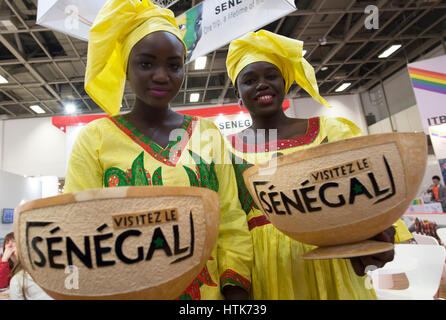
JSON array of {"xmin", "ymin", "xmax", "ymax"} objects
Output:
[
  {"xmin": 127, "ymin": 31, "xmax": 185, "ymax": 109},
  {"xmin": 235, "ymin": 61, "xmax": 286, "ymax": 118}
]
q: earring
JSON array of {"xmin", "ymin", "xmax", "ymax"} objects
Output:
[{"xmin": 238, "ymin": 99, "xmax": 243, "ymax": 109}]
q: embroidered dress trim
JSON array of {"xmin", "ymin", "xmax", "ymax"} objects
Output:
[
  {"xmin": 109, "ymin": 115, "xmax": 197, "ymax": 166},
  {"xmin": 247, "ymin": 215, "xmax": 271, "ymax": 231},
  {"xmin": 227, "ymin": 117, "xmax": 320, "ymax": 153},
  {"xmin": 220, "ymin": 269, "xmax": 251, "ymax": 292}
]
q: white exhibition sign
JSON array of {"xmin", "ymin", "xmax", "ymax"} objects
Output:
[
  {"xmin": 208, "ymin": 112, "xmax": 252, "ymax": 135},
  {"xmin": 36, "ymin": 0, "xmax": 297, "ymax": 62},
  {"xmin": 177, "ymin": 0, "xmax": 296, "ymax": 62},
  {"xmin": 36, "ymin": 0, "xmax": 106, "ymax": 41},
  {"xmin": 429, "ymin": 124, "xmax": 446, "ymax": 160}
]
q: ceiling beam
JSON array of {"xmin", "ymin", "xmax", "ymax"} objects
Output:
[
  {"xmin": 327, "ymin": 1, "xmax": 445, "ymax": 94},
  {"xmin": 0, "ymin": 33, "xmax": 440, "ymax": 66},
  {"xmin": 0, "ymin": 34, "xmax": 62, "ymax": 100},
  {"xmin": 361, "ymin": 38, "xmax": 443, "ymax": 92},
  {"xmin": 0, "ymin": 64, "xmax": 54, "ymax": 114},
  {"xmin": 217, "ymin": 77, "xmax": 231, "ymax": 105},
  {"xmin": 0, "ymin": 86, "xmax": 229, "ymax": 106},
  {"xmin": 287, "ymin": 5, "xmax": 446, "ymax": 16},
  {"xmin": 316, "ymin": 0, "xmax": 418, "ymax": 93},
  {"xmin": 304, "ymin": 0, "xmax": 358, "ymax": 59},
  {"xmin": 201, "ymin": 51, "xmax": 217, "ymax": 103},
  {"xmin": 4, "ymin": 0, "xmax": 93, "ymax": 112},
  {"xmin": 290, "ymin": 0, "xmax": 389, "ymax": 98},
  {"xmin": 1, "ymin": 0, "xmax": 63, "ymax": 112},
  {"xmin": 290, "ymin": 0, "xmax": 328, "ymax": 39}
]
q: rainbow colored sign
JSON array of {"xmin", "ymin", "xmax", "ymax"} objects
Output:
[
  {"xmin": 408, "ymin": 55, "xmax": 446, "ymax": 134},
  {"xmin": 408, "ymin": 67, "xmax": 446, "ymax": 95}
]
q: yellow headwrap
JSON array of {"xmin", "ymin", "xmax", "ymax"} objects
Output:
[
  {"xmin": 85, "ymin": 0, "xmax": 186, "ymax": 116},
  {"xmin": 226, "ymin": 30, "xmax": 329, "ymax": 107}
]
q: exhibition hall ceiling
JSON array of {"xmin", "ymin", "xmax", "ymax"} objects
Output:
[{"xmin": 0, "ymin": 0, "xmax": 445, "ymax": 119}]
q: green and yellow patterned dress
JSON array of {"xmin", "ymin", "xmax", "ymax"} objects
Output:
[
  {"xmin": 65, "ymin": 114, "xmax": 253, "ymax": 300},
  {"xmin": 225, "ymin": 116, "xmax": 413, "ymax": 300}
]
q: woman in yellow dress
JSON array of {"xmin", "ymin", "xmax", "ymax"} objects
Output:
[
  {"xmin": 64, "ymin": 0, "xmax": 252, "ymax": 300},
  {"xmin": 225, "ymin": 29, "xmax": 413, "ymax": 300}
]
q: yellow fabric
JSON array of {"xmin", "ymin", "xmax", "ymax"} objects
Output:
[
  {"xmin": 65, "ymin": 115, "xmax": 252, "ymax": 299},
  {"xmin": 85, "ymin": 0, "xmax": 186, "ymax": 116},
  {"xmin": 393, "ymin": 219, "xmax": 413, "ymax": 243},
  {"xmin": 225, "ymin": 116, "xmax": 411, "ymax": 300},
  {"xmin": 226, "ymin": 29, "xmax": 329, "ymax": 107}
]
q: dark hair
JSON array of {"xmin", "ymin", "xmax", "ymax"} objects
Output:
[
  {"xmin": 432, "ymin": 175, "xmax": 441, "ymax": 181},
  {"xmin": 3, "ymin": 232, "xmax": 14, "ymax": 250},
  {"xmin": 3, "ymin": 232, "xmax": 15, "ymax": 270},
  {"xmin": 10, "ymin": 258, "xmax": 22, "ymax": 277}
]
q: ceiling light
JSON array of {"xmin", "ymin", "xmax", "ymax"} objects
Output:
[
  {"xmin": 30, "ymin": 105, "xmax": 46, "ymax": 114},
  {"xmin": 335, "ymin": 82, "xmax": 352, "ymax": 92},
  {"xmin": 0, "ymin": 75, "xmax": 8, "ymax": 84},
  {"xmin": 321, "ymin": 66, "xmax": 328, "ymax": 71},
  {"xmin": 378, "ymin": 44, "xmax": 402, "ymax": 59},
  {"xmin": 194, "ymin": 56, "xmax": 207, "ymax": 70},
  {"xmin": 302, "ymin": 50, "xmax": 307, "ymax": 56},
  {"xmin": 334, "ymin": 74, "xmax": 346, "ymax": 80},
  {"xmin": 65, "ymin": 103, "xmax": 76, "ymax": 113},
  {"xmin": 189, "ymin": 93, "xmax": 200, "ymax": 102}
]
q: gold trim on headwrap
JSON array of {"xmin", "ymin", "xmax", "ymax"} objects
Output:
[
  {"xmin": 226, "ymin": 29, "xmax": 329, "ymax": 107},
  {"xmin": 85, "ymin": 0, "xmax": 186, "ymax": 116}
]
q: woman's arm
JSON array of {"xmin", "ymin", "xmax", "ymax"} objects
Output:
[
  {"xmin": 207, "ymin": 121, "xmax": 253, "ymax": 300},
  {"xmin": 0, "ymin": 260, "xmax": 11, "ymax": 289},
  {"xmin": 215, "ymin": 160, "xmax": 253, "ymax": 299},
  {"xmin": 64, "ymin": 122, "xmax": 104, "ymax": 193}
]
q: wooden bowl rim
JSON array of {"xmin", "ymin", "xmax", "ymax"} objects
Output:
[
  {"xmin": 243, "ymin": 131, "xmax": 425, "ymax": 180},
  {"xmin": 14, "ymin": 186, "xmax": 220, "ymax": 300},
  {"xmin": 15, "ymin": 186, "xmax": 220, "ymax": 215}
]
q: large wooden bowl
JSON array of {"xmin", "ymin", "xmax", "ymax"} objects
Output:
[
  {"xmin": 243, "ymin": 132, "xmax": 427, "ymax": 259},
  {"xmin": 14, "ymin": 186, "xmax": 220, "ymax": 299}
]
